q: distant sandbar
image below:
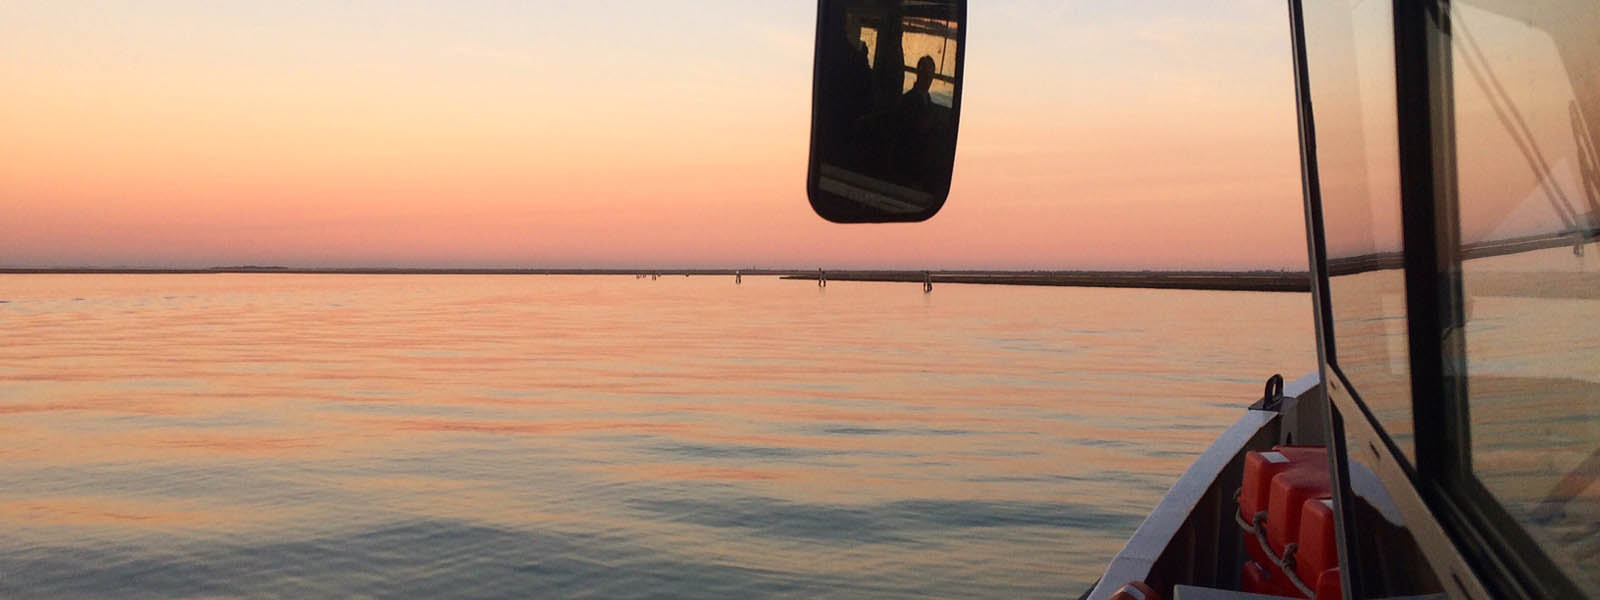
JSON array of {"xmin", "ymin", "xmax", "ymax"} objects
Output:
[{"xmin": 0, "ymin": 267, "xmax": 1310, "ymax": 292}]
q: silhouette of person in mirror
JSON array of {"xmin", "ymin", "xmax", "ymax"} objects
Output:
[
  {"xmin": 891, "ymin": 55, "xmax": 941, "ymax": 187},
  {"xmin": 902, "ymin": 55, "xmax": 936, "ymax": 113},
  {"xmin": 817, "ymin": 5, "xmax": 873, "ymax": 170}
]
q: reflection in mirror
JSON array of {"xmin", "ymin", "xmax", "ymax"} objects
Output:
[{"xmin": 808, "ymin": 0, "xmax": 965, "ymax": 223}]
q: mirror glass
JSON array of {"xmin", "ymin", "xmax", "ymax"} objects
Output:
[{"xmin": 808, "ymin": 0, "xmax": 965, "ymax": 222}]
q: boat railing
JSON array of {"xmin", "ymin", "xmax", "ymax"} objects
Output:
[{"xmin": 1084, "ymin": 372, "xmax": 1323, "ymax": 600}]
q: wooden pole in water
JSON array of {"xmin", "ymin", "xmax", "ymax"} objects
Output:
[{"xmin": 923, "ymin": 271, "xmax": 932, "ymax": 293}]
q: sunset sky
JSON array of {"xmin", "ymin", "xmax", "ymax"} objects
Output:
[{"xmin": 2, "ymin": 1, "xmax": 1310, "ymax": 270}]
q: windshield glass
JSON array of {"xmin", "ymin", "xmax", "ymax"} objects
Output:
[{"xmin": 1450, "ymin": 0, "xmax": 1600, "ymax": 589}]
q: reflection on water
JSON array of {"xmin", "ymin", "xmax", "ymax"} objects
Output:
[{"xmin": 0, "ymin": 275, "xmax": 1313, "ymax": 598}]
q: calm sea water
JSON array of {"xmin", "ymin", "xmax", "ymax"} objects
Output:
[{"xmin": 0, "ymin": 275, "xmax": 1314, "ymax": 599}]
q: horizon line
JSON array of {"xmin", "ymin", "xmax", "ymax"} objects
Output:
[{"xmin": 0, "ymin": 265, "xmax": 1311, "ymax": 275}]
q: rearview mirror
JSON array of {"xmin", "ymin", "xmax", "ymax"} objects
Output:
[{"xmin": 808, "ymin": 0, "xmax": 966, "ymax": 223}]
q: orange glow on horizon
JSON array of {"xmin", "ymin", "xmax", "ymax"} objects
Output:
[{"xmin": 2, "ymin": 1, "xmax": 1310, "ymax": 270}]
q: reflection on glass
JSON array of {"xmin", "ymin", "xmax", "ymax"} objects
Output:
[
  {"xmin": 812, "ymin": 0, "xmax": 962, "ymax": 221},
  {"xmin": 1305, "ymin": 0, "xmax": 1415, "ymax": 460},
  {"xmin": 1452, "ymin": 1, "xmax": 1600, "ymax": 590}
]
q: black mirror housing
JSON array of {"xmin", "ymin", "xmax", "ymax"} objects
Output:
[{"xmin": 807, "ymin": 0, "xmax": 967, "ymax": 223}]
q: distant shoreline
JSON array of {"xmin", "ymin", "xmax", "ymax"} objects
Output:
[
  {"xmin": 0, "ymin": 267, "xmax": 1311, "ymax": 293},
  {"xmin": 782, "ymin": 270, "xmax": 1309, "ymax": 292},
  {"xmin": 7, "ymin": 230, "xmax": 1580, "ymax": 294}
]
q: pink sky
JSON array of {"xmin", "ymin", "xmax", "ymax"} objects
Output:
[{"xmin": 1, "ymin": 1, "xmax": 1310, "ymax": 270}]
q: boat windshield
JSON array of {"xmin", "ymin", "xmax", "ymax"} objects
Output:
[
  {"xmin": 1306, "ymin": 0, "xmax": 1415, "ymax": 462},
  {"xmin": 1308, "ymin": 0, "xmax": 1599, "ymax": 592},
  {"xmin": 1449, "ymin": 0, "xmax": 1600, "ymax": 589}
]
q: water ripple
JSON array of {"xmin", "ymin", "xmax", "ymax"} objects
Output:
[{"xmin": 0, "ymin": 274, "xmax": 1317, "ymax": 598}]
